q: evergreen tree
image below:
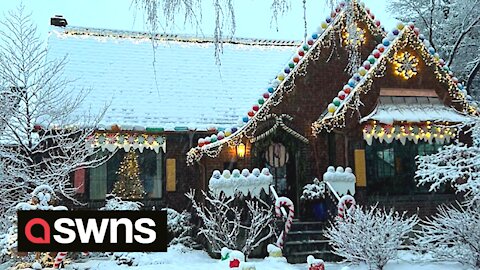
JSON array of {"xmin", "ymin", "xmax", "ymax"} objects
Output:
[{"xmin": 112, "ymin": 151, "xmax": 144, "ymax": 199}]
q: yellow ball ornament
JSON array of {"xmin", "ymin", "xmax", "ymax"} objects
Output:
[
  {"xmin": 321, "ymin": 22, "xmax": 328, "ymax": 29},
  {"xmin": 277, "ymin": 74, "xmax": 285, "ymax": 81},
  {"xmin": 396, "ymin": 22, "xmax": 404, "ymax": 30},
  {"xmin": 328, "ymin": 103, "xmax": 336, "ymax": 113}
]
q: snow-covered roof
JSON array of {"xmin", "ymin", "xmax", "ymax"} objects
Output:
[
  {"xmin": 46, "ymin": 26, "xmax": 300, "ymax": 131},
  {"xmin": 360, "ymin": 96, "xmax": 473, "ymax": 124}
]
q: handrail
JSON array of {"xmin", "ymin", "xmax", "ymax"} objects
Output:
[
  {"xmin": 270, "ymin": 185, "xmax": 288, "ymax": 218},
  {"xmin": 324, "ymin": 180, "xmax": 341, "ymax": 202}
]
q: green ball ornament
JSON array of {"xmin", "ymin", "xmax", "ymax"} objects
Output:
[
  {"xmin": 303, "ymin": 45, "xmax": 309, "ymax": 51},
  {"xmin": 258, "ymin": 98, "xmax": 265, "ymax": 105},
  {"xmin": 289, "ymin": 62, "xmax": 295, "ymax": 68},
  {"xmin": 333, "ymin": 97, "xmax": 341, "ymax": 106},
  {"xmin": 368, "ymin": 56, "xmax": 376, "ymax": 64}
]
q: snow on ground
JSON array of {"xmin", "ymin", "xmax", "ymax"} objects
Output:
[{"xmin": 0, "ymin": 246, "xmax": 468, "ymax": 270}]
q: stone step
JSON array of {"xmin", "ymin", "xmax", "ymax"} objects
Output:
[
  {"xmin": 287, "ymin": 230, "xmax": 327, "ymax": 241},
  {"xmin": 284, "ymin": 239, "xmax": 330, "ymax": 254},
  {"xmin": 285, "ymin": 250, "xmax": 341, "ymax": 264},
  {"xmin": 290, "ymin": 220, "xmax": 329, "ymax": 231}
]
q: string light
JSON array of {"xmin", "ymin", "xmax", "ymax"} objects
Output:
[
  {"xmin": 112, "ymin": 151, "xmax": 145, "ymax": 199},
  {"xmin": 89, "ymin": 132, "xmax": 166, "ymax": 153},
  {"xmin": 393, "ymin": 51, "xmax": 418, "ymax": 79}
]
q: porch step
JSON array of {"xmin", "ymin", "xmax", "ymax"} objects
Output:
[{"xmin": 283, "ymin": 220, "xmax": 341, "ymax": 264}]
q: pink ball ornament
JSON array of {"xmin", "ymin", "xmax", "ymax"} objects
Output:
[
  {"xmin": 408, "ymin": 22, "xmax": 415, "ymax": 30},
  {"xmin": 375, "ymin": 20, "xmax": 381, "ymax": 27},
  {"xmin": 307, "ymin": 39, "xmax": 314, "ymax": 45},
  {"xmin": 370, "ymin": 13, "xmax": 375, "ymax": 20},
  {"xmin": 373, "ymin": 50, "xmax": 381, "ymax": 58},
  {"xmin": 217, "ymin": 132, "xmax": 225, "ymax": 140},
  {"xmin": 439, "ymin": 59, "xmax": 445, "ymax": 66},
  {"xmin": 298, "ymin": 50, "xmax": 305, "ymax": 57},
  {"xmin": 414, "ymin": 27, "xmax": 420, "ymax": 36},
  {"xmin": 339, "ymin": 1, "xmax": 346, "ymax": 8},
  {"xmin": 253, "ymin": 104, "xmax": 260, "ymax": 111},
  {"xmin": 263, "ymin": 92, "xmax": 270, "ymax": 99},
  {"xmin": 331, "ymin": 11, "xmax": 337, "ymax": 18},
  {"xmin": 363, "ymin": 61, "xmax": 371, "ymax": 70}
]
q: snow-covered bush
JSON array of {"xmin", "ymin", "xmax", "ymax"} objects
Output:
[
  {"xmin": 100, "ymin": 194, "xmax": 143, "ymax": 211},
  {"xmin": 415, "ymin": 203, "xmax": 480, "ymax": 268},
  {"xmin": 185, "ymin": 189, "xmax": 274, "ymax": 257},
  {"xmin": 416, "ymin": 123, "xmax": 480, "ymax": 204},
  {"xmin": 165, "ymin": 208, "xmax": 195, "ymax": 247},
  {"xmin": 300, "ymin": 178, "xmax": 326, "ymax": 200},
  {"xmin": 325, "ymin": 206, "xmax": 418, "ymax": 270}
]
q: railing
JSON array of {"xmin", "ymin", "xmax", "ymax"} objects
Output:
[
  {"xmin": 270, "ymin": 185, "xmax": 288, "ymax": 218},
  {"xmin": 324, "ymin": 180, "xmax": 341, "ymax": 202}
]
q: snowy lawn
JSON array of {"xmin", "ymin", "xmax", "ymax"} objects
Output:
[{"xmin": 2, "ymin": 246, "xmax": 468, "ymax": 270}]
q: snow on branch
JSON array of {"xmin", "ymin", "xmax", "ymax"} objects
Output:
[
  {"xmin": 325, "ymin": 205, "xmax": 418, "ymax": 270},
  {"xmin": 415, "ymin": 203, "xmax": 480, "ymax": 268},
  {"xmin": 416, "ymin": 123, "xmax": 480, "ymax": 204},
  {"xmin": 0, "ymin": 4, "xmax": 110, "ymax": 223},
  {"xmin": 185, "ymin": 189, "xmax": 274, "ymax": 257}
]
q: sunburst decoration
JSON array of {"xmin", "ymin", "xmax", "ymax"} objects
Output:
[
  {"xmin": 393, "ymin": 51, "xmax": 419, "ymax": 79},
  {"xmin": 342, "ymin": 23, "xmax": 365, "ymax": 46}
]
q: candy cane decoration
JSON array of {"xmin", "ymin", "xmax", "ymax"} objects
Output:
[
  {"xmin": 337, "ymin": 195, "xmax": 356, "ymax": 219},
  {"xmin": 53, "ymin": 252, "xmax": 67, "ymax": 269},
  {"xmin": 275, "ymin": 197, "xmax": 294, "ymax": 249}
]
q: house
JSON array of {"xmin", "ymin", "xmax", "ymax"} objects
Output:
[{"xmin": 49, "ymin": 1, "xmax": 477, "ymax": 216}]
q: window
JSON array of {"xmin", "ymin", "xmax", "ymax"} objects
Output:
[
  {"xmin": 365, "ymin": 140, "xmax": 444, "ymax": 196},
  {"xmin": 89, "ymin": 150, "xmax": 163, "ymax": 200}
]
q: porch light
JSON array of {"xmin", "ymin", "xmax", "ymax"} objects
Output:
[{"xmin": 236, "ymin": 143, "xmax": 246, "ymax": 159}]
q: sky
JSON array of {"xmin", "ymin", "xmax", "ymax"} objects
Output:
[{"xmin": 0, "ymin": 0, "xmax": 398, "ymax": 41}]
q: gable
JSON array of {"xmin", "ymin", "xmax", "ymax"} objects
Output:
[
  {"xmin": 187, "ymin": 1, "xmax": 385, "ymax": 164},
  {"xmin": 312, "ymin": 24, "xmax": 479, "ymax": 135}
]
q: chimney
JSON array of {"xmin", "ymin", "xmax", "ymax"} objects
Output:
[{"xmin": 50, "ymin": 15, "xmax": 68, "ymax": 27}]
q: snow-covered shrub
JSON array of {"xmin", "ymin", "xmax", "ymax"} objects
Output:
[
  {"xmin": 325, "ymin": 205, "xmax": 418, "ymax": 270},
  {"xmin": 300, "ymin": 178, "xmax": 326, "ymax": 200},
  {"xmin": 185, "ymin": 189, "xmax": 274, "ymax": 257},
  {"xmin": 415, "ymin": 203, "xmax": 480, "ymax": 268},
  {"xmin": 165, "ymin": 208, "xmax": 195, "ymax": 247},
  {"xmin": 416, "ymin": 123, "xmax": 480, "ymax": 204},
  {"xmin": 100, "ymin": 194, "xmax": 143, "ymax": 211}
]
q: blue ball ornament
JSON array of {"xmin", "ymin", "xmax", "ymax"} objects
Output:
[
  {"xmin": 382, "ymin": 38, "xmax": 390, "ymax": 46},
  {"xmin": 353, "ymin": 73, "xmax": 361, "ymax": 82},
  {"xmin": 242, "ymin": 116, "xmax": 249, "ymax": 123},
  {"xmin": 392, "ymin": 29, "xmax": 399, "ymax": 35},
  {"xmin": 284, "ymin": 67, "xmax": 291, "ymax": 74},
  {"xmin": 419, "ymin": 34, "xmax": 425, "ymax": 41},
  {"xmin": 326, "ymin": 17, "xmax": 332, "ymax": 23},
  {"xmin": 312, "ymin": 33, "xmax": 319, "ymax": 39},
  {"xmin": 428, "ymin": 47, "xmax": 435, "ymax": 54},
  {"xmin": 458, "ymin": 83, "xmax": 464, "ymax": 90},
  {"xmin": 268, "ymin": 87, "xmax": 274, "ymax": 93},
  {"xmin": 348, "ymin": 79, "xmax": 356, "ymax": 87},
  {"xmin": 231, "ymin": 127, "xmax": 238, "ymax": 133}
]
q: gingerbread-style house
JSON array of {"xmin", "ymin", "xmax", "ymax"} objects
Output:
[{"xmin": 48, "ymin": 1, "xmax": 477, "ymax": 215}]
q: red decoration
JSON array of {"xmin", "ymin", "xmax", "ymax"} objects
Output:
[
  {"xmin": 204, "ymin": 140, "xmax": 210, "ymax": 145},
  {"xmin": 198, "ymin": 141, "xmax": 205, "ymax": 147},
  {"xmin": 307, "ymin": 39, "xmax": 314, "ymax": 45},
  {"xmin": 248, "ymin": 111, "xmax": 255, "ymax": 117},
  {"xmin": 344, "ymin": 87, "xmax": 352, "ymax": 94},
  {"xmin": 409, "ymin": 23, "xmax": 415, "ymax": 30},
  {"xmin": 338, "ymin": 93, "xmax": 346, "ymax": 100},
  {"xmin": 331, "ymin": 11, "xmax": 336, "ymax": 18},
  {"xmin": 375, "ymin": 20, "xmax": 381, "ymax": 27},
  {"xmin": 309, "ymin": 264, "xmax": 325, "ymax": 270},
  {"xmin": 378, "ymin": 46, "xmax": 385, "ymax": 53},
  {"xmin": 252, "ymin": 105, "xmax": 259, "ymax": 111},
  {"xmin": 366, "ymin": 8, "xmax": 370, "ymax": 13},
  {"xmin": 363, "ymin": 63, "xmax": 371, "ymax": 70},
  {"xmin": 34, "ymin": 124, "xmax": 43, "ymax": 131},
  {"xmin": 370, "ymin": 14, "xmax": 375, "ymax": 20},
  {"xmin": 335, "ymin": 7, "xmax": 341, "ymax": 13},
  {"xmin": 293, "ymin": 56, "xmax": 300, "ymax": 63},
  {"xmin": 298, "ymin": 50, "xmax": 305, "ymax": 57},
  {"xmin": 373, "ymin": 51, "xmax": 381, "ymax": 58},
  {"xmin": 263, "ymin": 93, "xmax": 270, "ymax": 99},
  {"xmin": 229, "ymin": 259, "xmax": 240, "ymax": 268}
]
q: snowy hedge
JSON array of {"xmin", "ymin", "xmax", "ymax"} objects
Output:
[{"xmin": 325, "ymin": 206, "xmax": 418, "ymax": 270}]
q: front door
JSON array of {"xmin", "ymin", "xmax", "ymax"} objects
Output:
[{"xmin": 264, "ymin": 143, "xmax": 297, "ymax": 202}]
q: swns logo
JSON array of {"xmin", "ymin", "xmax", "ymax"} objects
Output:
[{"xmin": 17, "ymin": 210, "xmax": 167, "ymax": 252}]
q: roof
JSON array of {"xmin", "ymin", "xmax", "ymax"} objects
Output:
[
  {"xmin": 312, "ymin": 25, "xmax": 479, "ymax": 134},
  {"xmin": 360, "ymin": 96, "xmax": 473, "ymax": 124},
  {"xmin": 47, "ymin": 26, "xmax": 300, "ymax": 131}
]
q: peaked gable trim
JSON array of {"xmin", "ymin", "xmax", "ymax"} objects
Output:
[
  {"xmin": 187, "ymin": 1, "xmax": 385, "ymax": 165},
  {"xmin": 312, "ymin": 25, "xmax": 479, "ymax": 135}
]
